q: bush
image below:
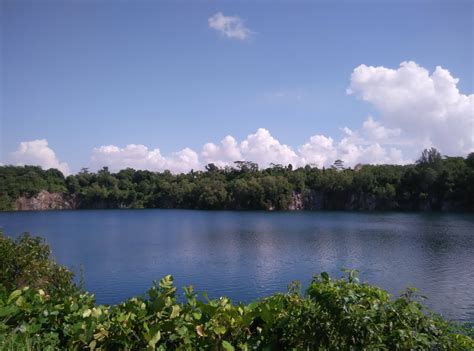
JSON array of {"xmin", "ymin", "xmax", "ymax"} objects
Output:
[
  {"xmin": 0, "ymin": 233, "xmax": 473, "ymax": 350},
  {"xmin": 0, "ymin": 232, "xmax": 76, "ymax": 297}
]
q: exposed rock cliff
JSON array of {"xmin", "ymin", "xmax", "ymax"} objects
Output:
[
  {"xmin": 15, "ymin": 191, "xmax": 76, "ymax": 211},
  {"xmin": 288, "ymin": 192, "xmax": 304, "ymax": 210}
]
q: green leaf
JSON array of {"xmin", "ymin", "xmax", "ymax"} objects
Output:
[
  {"xmin": 214, "ymin": 325, "xmax": 226, "ymax": 335},
  {"xmin": 170, "ymin": 305, "xmax": 181, "ymax": 318},
  {"xmin": 321, "ymin": 272, "xmax": 330, "ymax": 282},
  {"xmin": 89, "ymin": 340, "xmax": 97, "ymax": 351},
  {"xmin": 7, "ymin": 289, "xmax": 22, "ymax": 303},
  {"xmin": 159, "ymin": 275, "xmax": 173, "ymax": 289},
  {"xmin": 222, "ymin": 340, "xmax": 235, "ymax": 351},
  {"xmin": 82, "ymin": 308, "xmax": 92, "ymax": 318},
  {"xmin": 29, "ymin": 323, "xmax": 41, "ymax": 333},
  {"xmin": 260, "ymin": 306, "xmax": 274, "ymax": 324},
  {"xmin": 247, "ymin": 302, "xmax": 258, "ymax": 311},
  {"xmin": 0, "ymin": 305, "xmax": 18, "ymax": 317},
  {"xmin": 148, "ymin": 331, "xmax": 161, "ymax": 349}
]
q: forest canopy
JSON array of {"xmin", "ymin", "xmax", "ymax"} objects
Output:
[{"xmin": 1, "ymin": 149, "xmax": 473, "ymax": 212}]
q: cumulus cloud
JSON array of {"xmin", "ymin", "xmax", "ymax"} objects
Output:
[
  {"xmin": 240, "ymin": 128, "xmax": 300, "ymax": 166},
  {"xmin": 208, "ymin": 12, "xmax": 252, "ymax": 40},
  {"xmin": 199, "ymin": 124, "xmax": 408, "ymax": 170},
  {"xmin": 92, "ymin": 129, "xmax": 301, "ymax": 174},
  {"xmin": 298, "ymin": 121, "xmax": 408, "ymax": 168},
  {"xmin": 348, "ymin": 61, "xmax": 474, "ymax": 155},
  {"xmin": 202, "ymin": 128, "xmax": 301, "ymax": 168},
  {"xmin": 202, "ymin": 135, "xmax": 242, "ymax": 167},
  {"xmin": 91, "ymin": 144, "xmax": 199, "ymax": 174},
  {"xmin": 11, "ymin": 139, "xmax": 70, "ymax": 175},
  {"xmin": 362, "ymin": 116, "xmax": 401, "ymax": 141},
  {"xmin": 12, "ymin": 125, "xmax": 410, "ymax": 176},
  {"xmin": 13, "ymin": 62, "xmax": 470, "ymax": 174},
  {"xmin": 298, "ymin": 135, "xmax": 337, "ymax": 168}
]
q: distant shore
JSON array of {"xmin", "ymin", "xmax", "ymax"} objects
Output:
[{"xmin": 2, "ymin": 149, "xmax": 473, "ymax": 212}]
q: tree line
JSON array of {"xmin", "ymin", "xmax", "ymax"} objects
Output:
[{"xmin": 1, "ymin": 148, "xmax": 473, "ymax": 211}]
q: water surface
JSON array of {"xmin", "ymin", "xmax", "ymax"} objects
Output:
[{"xmin": 1, "ymin": 210, "xmax": 473, "ymax": 323}]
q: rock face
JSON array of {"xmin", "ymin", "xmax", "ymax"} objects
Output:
[
  {"xmin": 288, "ymin": 192, "xmax": 304, "ymax": 210},
  {"xmin": 15, "ymin": 191, "xmax": 75, "ymax": 211}
]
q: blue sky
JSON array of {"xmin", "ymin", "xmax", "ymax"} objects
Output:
[{"xmin": 1, "ymin": 0, "xmax": 473, "ymax": 174}]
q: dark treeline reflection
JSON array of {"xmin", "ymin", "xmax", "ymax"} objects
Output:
[{"xmin": 1, "ymin": 148, "xmax": 474, "ymax": 211}]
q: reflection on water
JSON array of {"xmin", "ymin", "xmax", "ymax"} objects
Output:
[{"xmin": 0, "ymin": 210, "xmax": 473, "ymax": 323}]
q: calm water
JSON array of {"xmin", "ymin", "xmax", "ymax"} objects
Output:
[{"xmin": 0, "ymin": 210, "xmax": 473, "ymax": 323}]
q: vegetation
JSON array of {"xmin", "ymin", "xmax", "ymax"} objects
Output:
[
  {"xmin": 1, "ymin": 148, "xmax": 474, "ymax": 212},
  {"xmin": 0, "ymin": 232, "xmax": 473, "ymax": 350},
  {"xmin": 0, "ymin": 233, "xmax": 75, "ymax": 297}
]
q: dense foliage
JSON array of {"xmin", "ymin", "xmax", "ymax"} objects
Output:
[
  {"xmin": 0, "ymin": 167, "xmax": 67, "ymax": 210},
  {"xmin": 0, "ymin": 233, "xmax": 75, "ymax": 297},
  {"xmin": 1, "ymin": 148, "xmax": 474, "ymax": 211},
  {"xmin": 0, "ymin": 232, "xmax": 473, "ymax": 350}
]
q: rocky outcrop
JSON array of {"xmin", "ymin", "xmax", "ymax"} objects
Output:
[
  {"xmin": 15, "ymin": 191, "xmax": 76, "ymax": 211},
  {"xmin": 288, "ymin": 192, "xmax": 304, "ymax": 210}
]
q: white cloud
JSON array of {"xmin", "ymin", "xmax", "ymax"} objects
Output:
[
  {"xmin": 299, "ymin": 121, "xmax": 409, "ymax": 168},
  {"xmin": 90, "ymin": 117, "xmax": 413, "ymax": 174},
  {"xmin": 240, "ymin": 128, "xmax": 300, "ymax": 166},
  {"xmin": 362, "ymin": 116, "xmax": 401, "ymax": 141},
  {"xmin": 91, "ymin": 144, "xmax": 199, "ymax": 173},
  {"xmin": 202, "ymin": 135, "xmax": 242, "ymax": 167},
  {"xmin": 208, "ymin": 12, "xmax": 252, "ymax": 40},
  {"xmin": 11, "ymin": 139, "xmax": 70, "ymax": 175},
  {"xmin": 13, "ymin": 62, "xmax": 471, "ymax": 173},
  {"xmin": 348, "ymin": 61, "xmax": 474, "ymax": 155},
  {"xmin": 201, "ymin": 129, "xmax": 301, "ymax": 168},
  {"xmin": 200, "ymin": 125, "xmax": 407, "ymax": 170},
  {"xmin": 298, "ymin": 135, "xmax": 337, "ymax": 168},
  {"xmin": 11, "ymin": 124, "xmax": 410, "ymax": 176}
]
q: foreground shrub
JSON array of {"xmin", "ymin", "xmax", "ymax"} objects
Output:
[
  {"xmin": 0, "ymin": 233, "xmax": 473, "ymax": 350},
  {"xmin": 0, "ymin": 232, "xmax": 75, "ymax": 296}
]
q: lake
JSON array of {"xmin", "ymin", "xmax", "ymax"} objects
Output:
[{"xmin": 0, "ymin": 210, "xmax": 473, "ymax": 323}]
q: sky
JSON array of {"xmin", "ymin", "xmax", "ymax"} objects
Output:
[{"xmin": 1, "ymin": 0, "xmax": 473, "ymax": 175}]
